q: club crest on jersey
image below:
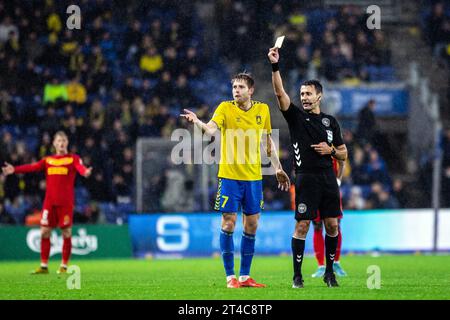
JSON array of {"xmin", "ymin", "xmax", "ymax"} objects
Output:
[
  {"xmin": 326, "ymin": 130, "xmax": 333, "ymax": 143},
  {"xmin": 322, "ymin": 118, "xmax": 330, "ymax": 127},
  {"xmin": 256, "ymin": 115, "xmax": 262, "ymax": 125},
  {"xmin": 298, "ymin": 203, "xmax": 307, "ymax": 214}
]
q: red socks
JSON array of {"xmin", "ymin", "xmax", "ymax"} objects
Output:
[
  {"xmin": 62, "ymin": 237, "xmax": 72, "ymax": 266},
  {"xmin": 41, "ymin": 237, "xmax": 50, "ymax": 266},
  {"xmin": 313, "ymin": 229, "xmax": 325, "ymax": 266}
]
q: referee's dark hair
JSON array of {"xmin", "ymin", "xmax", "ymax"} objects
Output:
[
  {"xmin": 301, "ymin": 79, "xmax": 323, "ymax": 94},
  {"xmin": 231, "ymin": 72, "xmax": 255, "ymax": 88}
]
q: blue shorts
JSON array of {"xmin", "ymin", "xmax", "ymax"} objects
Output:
[{"xmin": 214, "ymin": 178, "xmax": 263, "ymax": 215}]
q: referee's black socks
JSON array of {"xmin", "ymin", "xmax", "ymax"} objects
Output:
[
  {"xmin": 325, "ymin": 233, "xmax": 339, "ymax": 274},
  {"xmin": 291, "ymin": 237, "xmax": 305, "ymax": 279}
]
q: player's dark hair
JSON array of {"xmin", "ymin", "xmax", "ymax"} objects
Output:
[
  {"xmin": 301, "ymin": 80, "xmax": 323, "ymax": 94},
  {"xmin": 231, "ymin": 72, "xmax": 255, "ymax": 88}
]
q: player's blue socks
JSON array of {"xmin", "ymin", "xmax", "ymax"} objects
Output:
[
  {"xmin": 220, "ymin": 229, "xmax": 235, "ymax": 276},
  {"xmin": 240, "ymin": 232, "xmax": 255, "ymax": 276}
]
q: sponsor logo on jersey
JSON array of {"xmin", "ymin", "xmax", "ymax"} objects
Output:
[
  {"xmin": 46, "ymin": 157, "xmax": 74, "ymax": 166},
  {"xmin": 48, "ymin": 167, "xmax": 69, "ymax": 175}
]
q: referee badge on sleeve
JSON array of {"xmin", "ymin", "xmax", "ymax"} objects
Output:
[{"xmin": 297, "ymin": 203, "xmax": 307, "ymax": 214}]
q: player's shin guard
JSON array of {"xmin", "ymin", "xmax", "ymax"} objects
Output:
[
  {"xmin": 325, "ymin": 233, "xmax": 338, "ymax": 274},
  {"xmin": 41, "ymin": 237, "xmax": 50, "ymax": 267},
  {"xmin": 292, "ymin": 237, "xmax": 305, "ymax": 278},
  {"xmin": 240, "ymin": 232, "xmax": 255, "ymax": 277},
  {"xmin": 335, "ymin": 227, "xmax": 342, "ymax": 262},
  {"xmin": 313, "ymin": 229, "xmax": 325, "ymax": 266},
  {"xmin": 62, "ymin": 237, "xmax": 72, "ymax": 266},
  {"xmin": 220, "ymin": 229, "xmax": 235, "ymax": 276}
]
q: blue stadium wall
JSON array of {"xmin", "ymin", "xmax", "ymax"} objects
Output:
[{"xmin": 129, "ymin": 210, "xmax": 450, "ymax": 258}]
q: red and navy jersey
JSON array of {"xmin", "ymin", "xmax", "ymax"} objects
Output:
[{"xmin": 14, "ymin": 154, "xmax": 87, "ymax": 206}]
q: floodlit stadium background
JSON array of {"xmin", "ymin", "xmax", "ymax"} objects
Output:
[{"xmin": 0, "ymin": 0, "xmax": 449, "ymax": 261}]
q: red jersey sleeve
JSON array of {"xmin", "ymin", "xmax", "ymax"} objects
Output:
[
  {"xmin": 73, "ymin": 155, "xmax": 88, "ymax": 176},
  {"xmin": 14, "ymin": 159, "xmax": 46, "ymax": 174}
]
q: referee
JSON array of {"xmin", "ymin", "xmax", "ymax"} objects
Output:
[{"xmin": 268, "ymin": 46, "xmax": 348, "ymax": 288}]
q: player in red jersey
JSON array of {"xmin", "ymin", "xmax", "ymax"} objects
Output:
[
  {"xmin": 2, "ymin": 131, "xmax": 92, "ymax": 274},
  {"xmin": 311, "ymin": 157, "xmax": 347, "ymax": 277}
]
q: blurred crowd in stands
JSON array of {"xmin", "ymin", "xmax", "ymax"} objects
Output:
[
  {"xmin": 217, "ymin": 1, "xmax": 393, "ymax": 83},
  {"xmin": 0, "ymin": 1, "xmax": 448, "ymax": 225},
  {"xmin": 0, "ymin": 0, "xmax": 212, "ymax": 224}
]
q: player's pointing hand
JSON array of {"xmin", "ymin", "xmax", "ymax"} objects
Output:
[
  {"xmin": 180, "ymin": 109, "xmax": 199, "ymax": 124},
  {"xmin": 2, "ymin": 162, "xmax": 14, "ymax": 176}
]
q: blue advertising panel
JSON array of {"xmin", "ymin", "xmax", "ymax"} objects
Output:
[
  {"xmin": 128, "ymin": 210, "xmax": 450, "ymax": 258},
  {"xmin": 324, "ymin": 87, "xmax": 409, "ymax": 116}
]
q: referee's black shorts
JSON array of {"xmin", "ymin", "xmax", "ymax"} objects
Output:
[{"xmin": 294, "ymin": 167, "xmax": 342, "ymax": 221}]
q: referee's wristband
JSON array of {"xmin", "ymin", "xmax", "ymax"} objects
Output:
[{"xmin": 271, "ymin": 62, "xmax": 279, "ymax": 72}]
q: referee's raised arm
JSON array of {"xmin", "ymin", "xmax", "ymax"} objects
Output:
[{"xmin": 268, "ymin": 47, "xmax": 291, "ymax": 111}]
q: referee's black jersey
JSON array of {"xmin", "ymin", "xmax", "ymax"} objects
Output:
[{"xmin": 281, "ymin": 102, "xmax": 344, "ymax": 174}]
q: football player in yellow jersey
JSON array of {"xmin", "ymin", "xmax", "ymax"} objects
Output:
[{"xmin": 181, "ymin": 73, "xmax": 290, "ymax": 288}]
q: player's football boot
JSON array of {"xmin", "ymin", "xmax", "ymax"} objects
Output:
[
  {"xmin": 239, "ymin": 277, "xmax": 266, "ymax": 288},
  {"xmin": 311, "ymin": 265, "xmax": 326, "ymax": 278},
  {"xmin": 323, "ymin": 272, "xmax": 339, "ymax": 287},
  {"xmin": 292, "ymin": 276, "xmax": 304, "ymax": 288},
  {"xmin": 227, "ymin": 278, "xmax": 241, "ymax": 288},
  {"xmin": 31, "ymin": 266, "xmax": 49, "ymax": 275},
  {"xmin": 333, "ymin": 262, "xmax": 347, "ymax": 277},
  {"xmin": 57, "ymin": 266, "xmax": 68, "ymax": 274}
]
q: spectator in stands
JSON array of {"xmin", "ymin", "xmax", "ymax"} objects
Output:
[
  {"xmin": 154, "ymin": 71, "xmax": 174, "ymax": 105},
  {"xmin": 139, "ymin": 46, "xmax": 164, "ymax": 77},
  {"xmin": 121, "ymin": 77, "xmax": 139, "ymax": 102},
  {"xmin": 392, "ymin": 178, "xmax": 409, "ymax": 208},
  {"xmin": 426, "ymin": 2, "xmax": 448, "ymax": 52},
  {"xmin": 0, "ymin": 16, "xmax": 19, "ymax": 43},
  {"xmin": 366, "ymin": 148, "xmax": 391, "ymax": 185},
  {"xmin": 367, "ymin": 182, "xmax": 399, "ymax": 209},
  {"xmin": 373, "ymin": 30, "xmax": 391, "ymax": 65},
  {"xmin": 37, "ymin": 132, "xmax": 53, "ymax": 158},
  {"xmin": 356, "ymin": 99, "xmax": 377, "ymax": 145},
  {"xmin": 173, "ymin": 73, "xmax": 199, "ymax": 109},
  {"xmin": 345, "ymin": 186, "xmax": 365, "ymax": 210}
]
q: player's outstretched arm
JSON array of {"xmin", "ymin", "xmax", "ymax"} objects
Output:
[
  {"xmin": 74, "ymin": 155, "xmax": 92, "ymax": 177},
  {"xmin": 268, "ymin": 47, "xmax": 291, "ymax": 111},
  {"xmin": 3, "ymin": 159, "xmax": 45, "ymax": 175},
  {"xmin": 180, "ymin": 109, "xmax": 218, "ymax": 136},
  {"xmin": 261, "ymin": 134, "xmax": 291, "ymax": 192}
]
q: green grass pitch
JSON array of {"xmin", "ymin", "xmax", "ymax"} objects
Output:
[{"xmin": 0, "ymin": 254, "xmax": 449, "ymax": 300}]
